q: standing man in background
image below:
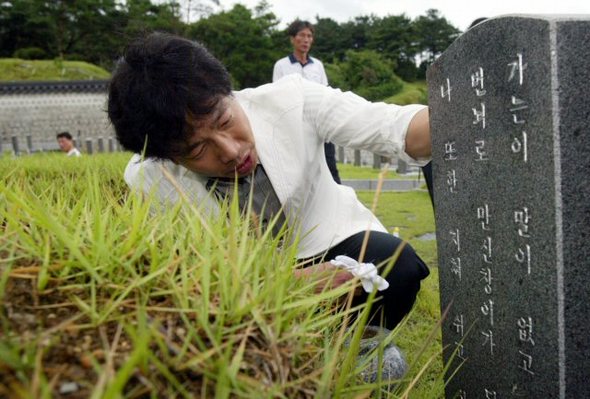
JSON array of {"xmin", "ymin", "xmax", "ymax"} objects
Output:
[
  {"xmin": 273, "ymin": 20, "xmax": 341, "ymax": 183},
  {"xmin": 56, "ymin": 132, "xmax": 81, "ymax": 157}
]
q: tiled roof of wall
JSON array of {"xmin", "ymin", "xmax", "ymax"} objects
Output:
[{"xmin": 0, "ymin": 80, "xmax": 109, "ymax": 95}]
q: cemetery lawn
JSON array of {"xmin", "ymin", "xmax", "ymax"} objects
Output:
[
  {"xmin": 0, "ymin": 153, "xmax": 444, "ymax": 398},
  {"xmin": 356, "ymin": 190, "xmax": 443, "ymax": 397}
]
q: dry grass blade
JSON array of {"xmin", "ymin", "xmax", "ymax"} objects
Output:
[{"xmin": 91, "ymin": 323, "xmax": 123, "ymax": 398}]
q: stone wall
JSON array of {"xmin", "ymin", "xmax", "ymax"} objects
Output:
[{"xmin": 0, "ymin": 80, "xmax": 113, "ymax": 152}]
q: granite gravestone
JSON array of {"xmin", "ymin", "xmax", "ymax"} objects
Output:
[{"xmin": 427, "ymin": 15, "xmax": 590, "ymax": 398}]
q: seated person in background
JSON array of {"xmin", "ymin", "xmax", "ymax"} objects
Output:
[
  {"xmin": 108, "ymin": 32, "xmax": 431, "ymax": 331},
  {"xmin": 56, "ymin": 131, "xmax": 81, "ymax": 157},
  {"xmin": 273, "ymin": 19, "xmax": 341, "ymax": 184}
]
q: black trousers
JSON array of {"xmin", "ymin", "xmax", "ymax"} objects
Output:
[
  {"xmin": 324, "ymin": 142, "xmax": 341, "ymax": 184},
  {"xmin": 320, "ymin": 230, "xmax": 430, "ymax": 330}
]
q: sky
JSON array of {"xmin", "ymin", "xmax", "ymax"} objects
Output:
[{"xmin": 228, "ymin": 0, "xmax": 590, "ymax": 31}]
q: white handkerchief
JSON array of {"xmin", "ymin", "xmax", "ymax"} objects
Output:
[{"xmin": 330, "ymin": 255, "xmax": 389, "ymax": 292}]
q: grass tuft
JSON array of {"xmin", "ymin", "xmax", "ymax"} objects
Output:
[{"xmin": 0, "ymin": 152, "xmax": 444, "ymax": 397}]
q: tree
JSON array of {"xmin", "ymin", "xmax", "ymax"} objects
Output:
[
  {"xmin": 188, "ymin": 3, "xmax": 281, "ymax": 88},
  {"xmin": 413, "ymin": 9, "xmax": 460, "ymax": 63},
  {"xmin": 0, "ymin": 1, "xmax": 53, "ymax": 58},
  {"xmin": 340, "ymin": 15, "xmax": 374, "ymax": 51},
  {"xmin": 123, "ymin": 0, "xmax": 185, "ymax": 39},
  {"xmin": 312, "ymin": 17, "xmax": 348, "ymax": 62}
]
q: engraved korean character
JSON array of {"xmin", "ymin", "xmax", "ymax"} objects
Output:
[
  {"xmin": 475, "ymin": 140, "xmax": 489, "ymax": 161},
  {"xmin": 507, "ymin": 52, "xmax": 527, "ymax": 85},
  {"xmin": 477, "ymin": 204, "xmax": 491, "ymax": 230},
  {"xmin": 450, "ymin": 257, "xmax": 462, "ymax": 279},
  {"xmin": 481, "ymin": 329, "xmax": 495, "ymax": 355},
  {"xmin": 450, "ymin": 228, "xmax": 461, "ymax": 252},
  {"xmin": 510, "ymin": 95, "xmax": 528, "ymax": 124},
  {"xmin": 481, "ymin": 299, "xmax": 494, "ymax": 326},
  {"xmin": 519, "ymin": 350, "xmax": 535, "ymax": 375},
  {"xmin": 444, "ymin": 141, "xmax": 458, "ymax": 161},
  {"xmin": 472, "ymin": 102, "xmax": 486, "ymax": 129},
  {"xmin": 441, "ymin": 78, "xmax": 451, "ymax": 101},
  {"xmin": 511, "ymin": 131, "xmax": 528, "ymax": 162},
  {"xmin": 485, "ymin": 389, "xmax": 497, "ymax": 399},
  {"xmin": 452, "ymin": 314, "xmax": 465, "ymax": 337},
  {"xmin": 517, "ymin": 316, "xmax": 536, "ymax": 346},
  {"xmin": 515, "ymin": 244, "xmax": 532, "ymax": 275},
  {"xmin": 447, "ymin": 169, "xmax": 458, "ymax": 193},
  {"xmin": 480, "ymin": 267, "xmax": 493, "ymax": 294},
  {"xmin": 455, "ymin": 342, "xmax": 466, "ymax": 361},
  {"xmin": 482, "ymin": 236, "xmax": 492, "ymax": 264},
  {"xmin": 471, "ymin": 67, "xmax": 486, "ymax": 96},
  {"xmin": 514, "ymin": 207, "xmax": 531, "ymax": 237}
]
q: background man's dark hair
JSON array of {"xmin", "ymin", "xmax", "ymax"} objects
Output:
[
  {"xmin": 468, "ymin": 17, "xmax": 488, "ymax": 29},
  {"xmin": 287, "ymin": 20, "xmax": 314, "ymax": 37},
  {"xmin": 107, "ymin": 32, "xmax": 232, "ymax": 159},
  {"xmin": 56, "ymin": 131, "xmax": 72, "ymax": 140}
]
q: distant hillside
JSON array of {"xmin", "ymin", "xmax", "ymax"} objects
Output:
[{"xmin": 0, "ymin": 59, "xmax": 110, "ymax": 81}]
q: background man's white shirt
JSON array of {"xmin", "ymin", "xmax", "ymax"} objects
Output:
[{"xmin": 273, "ymin": 54, "xmax": 328, "ymax": 86}]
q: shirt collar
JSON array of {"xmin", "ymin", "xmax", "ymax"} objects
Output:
[{"xmin": 288, "ymin": 53, "xmax": 314, "ymax": 66}]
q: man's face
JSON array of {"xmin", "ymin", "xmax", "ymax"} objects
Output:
[
  {"xmin": 290, "ymin": 27, "xmax": 314, "ymax": 55},
  {"xmin": 174, "ymin": 97, "xmax": 258, "ymax": 178},
  {"xmin": 57, "ymin": 137, "xmax": 73, "ymax": 152}
]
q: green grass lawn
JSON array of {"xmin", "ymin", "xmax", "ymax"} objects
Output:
[
  {"xmin": 356, "ymin": 190, "xmax": 443, "ymax": 398},
  {"xmin": 0, "ymin": 153, "xmax": 443, "ymax": 398}
]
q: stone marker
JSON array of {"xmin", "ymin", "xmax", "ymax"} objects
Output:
[
  {"xmin": 11, "ymin": 135, "xmax": 19, "ymax": 156},
  {"xmin": 85, "ymin": 138, "xmax": 93, "ymax": 155},
  {"xmin": 338, "ymin": 146, "xmax": 345, "ymax": 163},
  {"xmin": 26, "ymin": 135, "xmax": 33, "ymax": 153},
  {"xmin": 354, "ymin": 149, "xmax": 361, "ymax": 166},
  {"xmin": 396, "ymin": 159, "xmax": 407, "ymax": 174},
  {"xmin": 97, "ymin": 137, "xmax": 105, "ymax": 153},
  {"xmin": 427, "ymin": 15, "xmax": 590, "ymax": 398}
]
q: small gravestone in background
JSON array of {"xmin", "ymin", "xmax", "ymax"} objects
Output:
[{"xmin": 427, "ymin": 15, "xmax": 589, "ymax": 398}]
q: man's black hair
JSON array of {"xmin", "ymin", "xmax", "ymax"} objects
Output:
[
  {"xmin": 287, "ymin": 20, "xmax": 314, "ymax": 37},
  {"xmin": 56, "ymin": 131, "xmax": 72, "ymax": 140},
  {"xmin": 107, "ymin": 32, "xmax": 232, "ymax": 159}
]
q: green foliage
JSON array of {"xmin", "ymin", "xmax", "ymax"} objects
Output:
[
  {"xmin": 336, "ymin": 49, "xmax": 404, "ymax": 101},
  {"xmin": 12, "ymin": 47, "xmax": 47, "ymax": 60},
  {"xmin": 324, "ymin": 62, "xmax": 346, "ymax": 89},
  {"xmin": 313, "ymin": 17, "xmax": 352, "ymax": 62},
  {"xmin": 0, "ymin": 58, "xmax": 110, "ymax": 81},
  {"xmin": 385, "ymin": 81, "xmax": 428, "ymax": 106}
]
